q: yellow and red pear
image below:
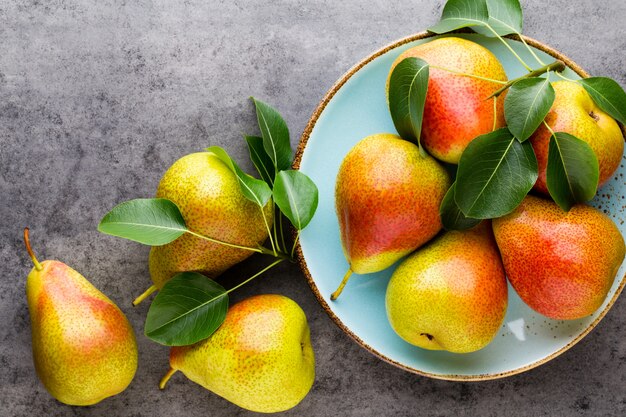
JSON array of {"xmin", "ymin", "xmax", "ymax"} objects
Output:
[
  {"xmin": 385, "ymin": 222, "xmax": 507, "ymax": 353},
  {"xmin": 388, "ymin": 37, "xmax": 508, "ymax": 163},
  {"xmin": 24, "ymin": 229, "xmax": 137, "ymax": 406},
  {"xmin": 529, "ymin": 80, "xmax": 624, "ymax": 194},
  {"xmin": 492, "ymin": 195, "xmax": 625, "ymax": 320},
  {"xmin": 142, "ymin": 151, "xmax": 273, "ymax": 304},
  {"xmin": 160, "ymin": 294, "xmax": 314, "ymax": 413},
  {"xmin": 332, "ymin": 133, "xmax": 450, "ymax": 299}
]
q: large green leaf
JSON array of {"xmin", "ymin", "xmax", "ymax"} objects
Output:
[
  {"xmin": 439, "ymin": 183, "xmax": 481, "ymax": 230},
  {"xmin": 206, "ymin": 146, "xmax": 272, "ymax": 207},
  {"xmin": 245, "ymin": 135, "xmax": 275, "ymax": 186},
  {"xmin": 579, "ymin": 77, "xmax": 626, "ymax": 125},
  {"xmin": 504, "ymin": 77, "xmax": 555, "ymax": 142},
  {"xmin": 98, "ymin": 198, "xmax": 187, "ymax": 245},
  {"xmin": 474, "ymin": 0, "xmax": 523, "ymax": 36},
  {"xmin": 546, "ymin": 132, "xmax": 599, "ymax": 211},
  {"xmin": 388, "ymin": 57, "xmax": 429, "ymax": 154},
  {"xmin": 145, "ymin": 272, "xmax": 228, "ymax": 346},
  {"xmin": 428, "ymin": 0, "xmax": 489, "ymax": 33},
  {"xmin": 251, "ymin": 98, "xmax": 292, "ymax": 171},
  {"xmin": 455, "ymin": 128, "xmax": 538, "ymax": 218},
  {"xmin": 273, "ymin": 170, "xmax": 318, "ymax": 230}
]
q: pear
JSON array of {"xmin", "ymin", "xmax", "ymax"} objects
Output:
[
  {"xmin": 386, "ymin": 222, "xmax": 507, "ymax": 353},
  {"xmin": 23, "ymin": 228, "xmax": 137, "ymax": 406},
  {"xmin": 159, "ymin": 294, "xmax": 315, "ymax": 413},
  {"xmin": 332, "ymin": 133, "xmax": 450, "ymax": 299},
  {"xmin": 493, "ymin": 195, "xmax": 625, "ymax": 320},
  {"xmin": 136, "ymin": 151, "xmax": 273, "ymax": 304},
  {"xmin": 529, "ymin": 81, "xmax": 624, "ymax": 194},
  {"xmin": 387, "ymin": 37, "xmax": 508, "ymax": 164}
]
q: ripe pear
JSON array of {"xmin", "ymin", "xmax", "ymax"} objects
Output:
[
  {"xmin": 529, "ymin": 80, "xmax": 624, "ymax": 194},
  {"xmin": 386, "ymin": 222, "xmax": 507, "ymax": 353},
  {"xmin": 160, "ymin": 294, "xmax": 315, "ymax": 413},
  {"xmin": 493, "ymin": 195, "xmax": 625, "ymax": 320},
  {"xmin": 388, "ymin": 37, "xmax": 508, "ymax": 164},
  {"xmin": 23, "ymin": 228, "xmax": 138, "ymax": 406},
  {"xmin": 139, "ymin": 151, "xmax": 273, "ymax": 304},
  {"xmin": 332, "ymin": 133, "xmax": 450, "ymax": 299}
]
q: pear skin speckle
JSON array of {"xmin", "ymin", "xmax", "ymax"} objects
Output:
[
  {"xmin": 26, "ymin": 260, "xmax": 138, "ymax": 406},
  {"xmin": 529, "ymin": 81, "xmax": 624, "ymax": 194},
  {"xmin": 493, "ymin": 195, "xmax": 626, "ymax": 320},
  {"xmin": 386, "ymin": 222, "xmax": 508, "ymax": 353},
  {"xmin": 169, "ymin": 295, "xmax": 314, "ymax": 413},
  {"xmin": 336, "ymin": 133, "xmax": 450, "ymax": 274},
  {"xmin": 149, "ymin": 152, "xmax": 273, "ymax": 288},
  {"xmin": 388, "ymin": 37, "xmax": 508, "ymax": 164}
]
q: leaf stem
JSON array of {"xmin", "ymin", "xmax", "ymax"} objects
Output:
[
  {"xmin": 517, "ymin": 34, "xmax": 546, "ymax": 66},
  {"xmin": 429, "ymin": 65, "xmax": 507, "ymax": 84},
  {"xmin": 485, "ymin": 24, "xmax": 532, "ymax": 71},
  {"xmin": 278, "ymin": 211, "xmax": 287, "ymax": 255},
  {"xmin": 23, "ymin": 228, "xmax": 43, "ymax": 271},
  {"xmin": 543, "ymin": 119, "xmax": 556, "ymax": 138},
  {"xmin": 555, "ymin": 71, "xmax": 577, "ymax": 82},
  {"xmin": 290, "ymin": 230, "xmax": 301, "ymax": 259},
  {"xmin": 186, "ymin": 230, "xmax": 263, "ymax": 254},
  {"xmin": 258, "ymin": 246, "xmax": 291, "ymax": 260},
  {"xmin": 272, "ymin": 203, "xmax": 280, "ymax": 253},
  {"xmin": 260, "ymin": 204, "xmax": 277, "ymax": 256},
  {"xmin": 492, "ymin": 96, "xmax": 497, "ymax": 131},
  {"xmin": 226, "ymin": 258, "xmax": 284, "ymax": 295},
  {"xmin": 487, "ymin": 60, "xmax": 566, "ymax": 99}
]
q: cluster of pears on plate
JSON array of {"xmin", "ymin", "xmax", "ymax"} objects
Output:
[
  {"xmin": 332, "ymin": 37, "xmax": 626, "ymax": 353},
  {"xmin": 24, "ymin": 151, "xmax": 315, "ymax": 412}
]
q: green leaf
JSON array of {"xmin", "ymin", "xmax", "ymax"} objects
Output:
[
  {"xmin": 98, "ymin": 198, "xmax": 187, "ymax": 245},
  {"xmin": 455, "ymin": 128, "xmax": 538, "ymax": 218},
  {"xmin": 206, "ymin": 146, "xmax": 272, "ymax": 207},
  {"xmin": 579, "ymin": 77, "xmax": 626, "ymax": 125},
  {"xmin": 473, "ymin": 0, "xmax": 523, "ymax": 36},
  {"xmin": 273, "ymin": 170, "xmax": 318, "ymax": 230},
  {"xmin": 546, "ymin": 132, "xmax": 599, "ymax": 211},
  {"xmin": 145, "ymin": 272, "xmax": 228, "ymax": 346},
  {"xmin": 439, "ymin": 183, "xmax": 481, "ymax": 230},
  {"xmin": 388, "ymin": 57, "xmax": 429, "ymax": 154},
  {"xmin": 504, "ymin": 77, "xmax": 555, "ymax": 142},
  {"xmin": 428, "ymin": 0, "xmax": 489, "ymax": 33},
  {"xmin": 245, "ymin": 135, "xmax": 276, "ymax": 186},
  {"xmin": 251, "ymin": 97, "xmax": 292, "ymax": 172}
]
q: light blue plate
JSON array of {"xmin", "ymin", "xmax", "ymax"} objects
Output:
[{"xmin": 294, "ymin": 32, "xmax": 626, "ymax": 380}]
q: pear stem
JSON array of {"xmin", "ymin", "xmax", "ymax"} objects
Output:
[
  {"xmin": 23, "ymin": 228, "xmax": 43, "ymax": 271},
  {"xmin": 133, "ymin": 285, "xmax": 158, "ymax": 306},
  {"xmin": 159, "ymin": 368, "xmax": 177, "ymax": 390},
  {"xmin": 429, "ymin": 65, "xmax": 507, "ymax": 84},
  {"xmin": 330, "ymin": 268, "xmax": 353, "ymax": 301},
  {"xmin": 487, "ymin": 60, "xmax": 566, "ymax": 99}
]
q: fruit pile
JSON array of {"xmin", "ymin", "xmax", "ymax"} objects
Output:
[{"xmin": 331, "ymin": 0, "xmax": 626, "ymax": 355}]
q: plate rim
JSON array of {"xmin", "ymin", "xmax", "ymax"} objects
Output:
[{"xmin": 292, "ymin": 30, "xmax": 626, "ymax": 381}]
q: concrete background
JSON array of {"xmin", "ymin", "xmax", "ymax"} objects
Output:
[{"xmin": 1, "ymin": 0, "xmax": 625, "ymax": 416}]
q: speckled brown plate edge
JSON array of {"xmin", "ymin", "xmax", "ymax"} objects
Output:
[{"xmin": 292, "ymin": 31, "xmax": 626, "ymax": 381}]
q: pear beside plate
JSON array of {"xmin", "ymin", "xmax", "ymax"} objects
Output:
[{"xmin": 293, "ymin": 32, "xmax": 626, "ymax": 380}]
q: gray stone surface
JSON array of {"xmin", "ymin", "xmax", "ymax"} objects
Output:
[{"xmin": 1, "ymin": 0, "xmax": 625, "ymax": 416}]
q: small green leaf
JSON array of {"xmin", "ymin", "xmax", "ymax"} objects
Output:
[
  {"xmin": 504, "ymin": 77, "xmax": 555, "ymax": 142},
  {"xmin": 273, "ymin": 170, "xmax": 318, "ymax": 230},
  {"xmin": 388, "ymin": 57, "xmax": 429, "ymax": 153},
  {"xmin": 439, "ymin": 183, "xmax": 481, "ymax": 230},
  {"xmin": 206, "ymin": 146, "xmax": 272, "ymax": 207},
  {"xmin": 251, "ymin": 97, "xmax": 292, "ymax": 172},
  {"xmin": 474, "ymin": 0, "xmax": 523, "ymax": 36},
  {"xmin": 579, "ymin": 77, "xmax": 626, "ymax": 125},
  {"xmin": 98, "ymin": 198, "xmax": 187, "ymax": 245},
  {"xmin": 546, "ymin": 132, "xmax": 599, "ymax": 211},
  {"xmin": 455, "ymin": 128, "xmax": 538, "ymax": 218},
  {"xmin": 245, "ymin": 135, "xmax": 276, "ymax": 186},
  {"xmin": 428, "ymin": 0, "xmax": 489, "ymax": 33},
  {"xmin": 145, "ymin": 272, "xmax": 228, "ymax": 346}
]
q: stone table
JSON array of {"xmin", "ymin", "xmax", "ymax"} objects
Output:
[{"xmin": 1, "ymin": 1, "xmax": 625, "ymax": 416}]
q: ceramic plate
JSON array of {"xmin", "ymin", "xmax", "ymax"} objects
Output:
[{"xmin": 293, "ymin": 32, "xmax": 626, "ymax": 380}]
